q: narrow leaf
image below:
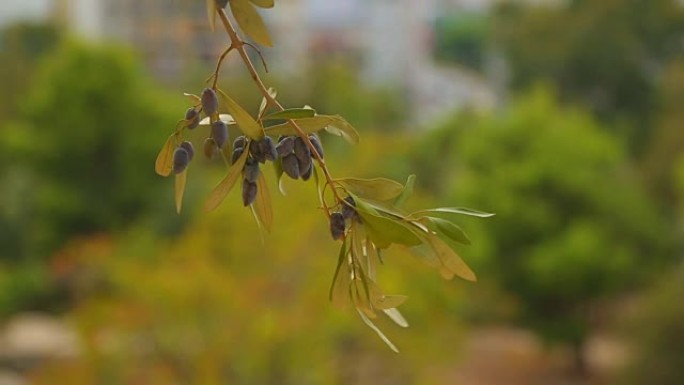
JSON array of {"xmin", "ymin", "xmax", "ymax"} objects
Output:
[
  {"xmin": 155, "ymin": 135, "xmax": 175, "ymax": 177},
  {"xmin": 427, "ymin": 217, "xmax": 472, "ymax": 245},
  {"xmin": 426, "ymin": 234, "xmax": 477, "ymax": 282},
  {"xmin": 408, "ymin": 243, "xmax": 441, "ymax": 268},
  {"xmin": 175, "ymin": 170, "xmax": 187, "ymax": 214},
  {"xmin": 258, "ymin": 87, "xmax": 277, "ymax": 118},
  {"xmin": 184, "ymin": 93, "xmax": 201, "ymax": 105},
  {"xmin": 383, "ymin": 308, "xmax": 409, "ymax": 328},
  {"xmin": 337, "ymin": 177, "xmax": 404, "ymax": 202},
  {"xmin": 199, "ymin": 114, "xmax": 236, "ymax": 126},
  {"xmin": 325, "ymin": 115, "xmax": 360, "ymax": 144},
  {"xmin": 412, "ymin": 207, "xmax": 495, "ymax": 218},
  {"xmin": 329, "ymin": 240, "xmax": 348, "ymax": 301},
  {"xmin": 206, "ymin": 0, "xmax": 217, "ymax": 31},
  {"xmin": 248, "ymin": 0, "xmax": 274, "ymax": 8},
  {"xmin": 354, "ymin": 198, "xmax": 422, "ymax": 248},
  {"xmin": 265, "ymin": 116, "xmax": 334, "ymax": 136},
  {"xmin": 372, "ymin": 293, "xmax": 408, "ymax": 310},
  {"xmin": 229, "ymin": 0, "xmax": 273, "ymax": 47},
  {"xmin": 262, "ymin": 108, "xmax": 316, "ymax": 121},
  {"xmin": 253, "ymin": 172, "xmax": 273, "ymax": 232},
  {"xmin": 217, "ymin": 89, "xmax": 264, "ymax": 139},
  {"xmin": 204, "ymin": 147, "xmax": 249, "ymax": 211},
  {"xmin": 394, "ymin": 174, "xmax": 415, "ymax": 207},
  {"xmin": 357, "ymin": 308, "xmax": 399, "ymax": 353}
]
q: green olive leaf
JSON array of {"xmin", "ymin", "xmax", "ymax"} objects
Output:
[
  {"xmin": 337, "ymin": 177, "xmax": 404, "ymax": 202},
  {"xmin": 426, "ymin": 217, "xmax": 472, "ymax": 245},
  {"xmin": 411, "ymin": 207, "xmax": 495, "ymax": 218},
  {"xmin": 394, "ymin": 174, "xmax": 416, "ymax": 208},
  {"xmin": 229, "ymin": 0, "xmax": 273, "ymax": 47},
  {"xmin": 262, "ymin": 108, "xmax": 316, "ymax": 121},
  {"xmin": 155, "ymin": 135, "xmax": 176, "ymax": 177},
  {"xmin": 264, "ymin": 114, "xmax": 359, "ymax": 144},
  {"xmin": 204, "ymin": 146, "xmax": 249, "ymax": 212},
  {"xmin": 425, "ymin": 233, "xmax": 477, "ymax": 282},
  {"xmin": 383, "ymin": 308, "xmax": 409, "ymax": 328},
  {"xmin": 258, "ymin": 87, "xmax": 277, "ymax": 118},
  {"xmin": 183, "ymin": 92, "xmax": 201, "ymax": 105},
  {"xmin": 329, "ymin": 239, "xmax": 349, "ymax": 302},
  {"xmin": 206, "ymin": 0, "xmax": 217, "ymax": 31},
  {"xmin": 357, "ymin": 308, "xmax": 399, "ymax": 353},
  {"xmin": 199, "ymin": 114, "xmax": 236, "ymax": 126},
  {"xmin": 353, "ymin": 198, "xmax": 422, "ymax": 248},
  {"xmin": 175, "ymin": 170, "xmax": 187, "ymax": 214},
  {"xmin": 253, "ymin": 172, "xmax": 273, "ymax": 232},
  {"xmin": 217, "ymin": 89, "xmax": 264, "ymax": 139}
]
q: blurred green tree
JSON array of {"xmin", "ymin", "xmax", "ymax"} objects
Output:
[
  {"xmin": 412, "ymin": 87, "xmax": 668, "ymax": 373},
  {"xmin": 0, "ymin": 41, "xmax": 179, "ymax": 315},
  {"xmin": 494, "ymin": 0, "xmax": 684, "ymax": 152}
]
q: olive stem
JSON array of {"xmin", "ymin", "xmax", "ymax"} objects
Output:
[{"xmin": 215, "ymin": 8, "xmax": 345, "ymax": 214}]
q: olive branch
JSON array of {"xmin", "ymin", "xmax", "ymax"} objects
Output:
[{"xmin": 154, "ymin": 0, "xmax": 493, "ymax": 352}]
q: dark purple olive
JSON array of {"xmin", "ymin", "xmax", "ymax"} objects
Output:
[
  {"xmin": 309, "ymin": 134, "xmax": 324, "ymax": 159},
  {"xmin": 201, "ymin": 88, "xmax": 219, "ymax": 116},
  {"xmin": 276, "ymin": 136, "xmax": 295, "ymax": 158},
  {"xmin": 243, "ymin": 158, "xmax": 260, "ymax": 183},
  {"xmin": 180, "ymin": 141, "xmax": 195, "ymax": 162},
  {"xmin": 242, "ymin": 180, "xmax": 257, "ymax": 206},
  {"xmin": 260, "ymin": 136, "xmax": 278, "ymax": 162},
  {"xmin": 185, "ymin": 108, "xmax": 200, "ymax": 129},
  {"xmin": 231, "ymin": 147, "xmax": 244, "ymax": 164},
  {"xmin": 173, "ymin": 147, "xmax": 189, "ymax": 174},
  {"xmin": 281, "ymin": 154, "xmax": 300, "ymax": 179},
  {"xmin": 329, "ymin": 212, "xmax": 346, "ymax": 240},
  {"xmin": 211, "ymin": 120, "xmax": 228, "ymax": 149}
]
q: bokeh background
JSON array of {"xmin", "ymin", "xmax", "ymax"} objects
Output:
[{"xmin": 1, "ymin": 0, "xmax": 683, "ymax": 384}]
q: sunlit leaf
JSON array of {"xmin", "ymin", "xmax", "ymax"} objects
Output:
[
  {"xmin": 426, "ymin": 234, "xmax": 477, "ymax": 282},
  {"xmin": 175, "ymin": 170, "xmax": 187, "ymax": 214},
  {"xmin": 217, "ymin": 89, "xmax": 264, "ymax": 139},
  {"xmin": 253, "ymin": 172, "xmax": 273, "ymax": 232},
  {"xmin": 371, "ymin": 291, "xmax": 408, "ymax": 310},
  {"xmin": 408, "ymin": 243, "xmax": 441, "ymax": 268},
  {"xmin": 394, "ymin": 174, "xmax": 415, "ymax": 207},
  {"xmin": 264, "ymin": 115, "xmax": 359, "ymax": 144},
  {"xmin": 206, "ymin": 0, "xmax": 217, "ymax": 31},
  {"xmin": 383, "ymin": 308, "xmax": 409, "ymax": 328},
  {"xmin": 248, "ymin": 0, "xmax": 274, "ymax": 8},
  {"xmin": 262, "ymin": 108, "xmax": 316, "ymax": 121},
  {"xmin": 337, "ymin": 177, "xmax": 404, "ymax": 202},
  {"xmin": 229, "ymin": 0, "xmax": 273, "ymax": 47},
  {"xmin": 204, "ymin": 147, "xmax": 249, "ymax": 211},
  {"xmin": 357, "ymin": 308, "xmax": 399, "ymax": 353},
  {"xmin": 324, "ymin": 115, "xmax": 360, "ymax": 144},
  {"xmin": 199, "ymin": 114, "xmax": 236, "ymax": 126},
  {"xmin": 155, "ymin": 135, "xmax": 176, "ymax": 177},
  {"xmin": 412, "ymin": 207, "xmax": 495, "ymax": 218},
  {"xmin": 426, "ymin": 217, "xmax": 472, "ymax": 245}
]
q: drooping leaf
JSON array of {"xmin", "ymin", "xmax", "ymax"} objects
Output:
[
  {"xmin": 248, "ymin": 0, "xmax": 274, "ymax": 8},
  {"xmin": 383, "ymin": 308, "xmax": 409, "ymax": 328},
  {"xmin": 357, "ymin": 308, "xmax": 399, "ymax": 353},
  {"xmin": 204, "ymin": 146, "xmax": 249, "ymax": 211},
  {"xmin": 426, "ymin": 217, "xmax": 472, "ymax": 245},
  {"xmin": 426, "ymin": 234, "xmax": 477, "ymax": 282},
  {"xmin": 199, "ymin": 114, "xmax": 236, "ymax": 126},
  {"xmin": 206, "ymin": 0, "xmax": 217, "ymax": 31},
  {"xmin": 408, "ymin": 243, "xmax": 441, "ymax": 269},
  {"xmin": 353, "ymin": 197, "xmax": 422, "ymax": 248},
  {"xmin": 229, "ymin": 0, "xmax": 273, "ymax": 47},
  {"xmin": 264, "ymin": 115, "xmax": 359, "ymax": 144},
  {"xmin": 371, "ymin": 290, "xmax": 408, "ymax": 310},
  {"xmin": 412, "ymin": 207, "xmax": 495, "ymax": 218},
  {"xmin": 175, "ymin": 170, "xmax": 187, "ymax": 214},
  {"xmin": 329, "ymin": 239, "xmax": 348, "ymax": 302},
  {"xmin": 337, "ymin": 177, "xmax": 404, "ymax": 202},
  {"xmin": 184, "ymin": 92, "xmax": 201, "ymax": 105},
  {"xmin": 394, "ymin": 174, "xmax": 415, "ymax": 207},
  {"xmin": 217, "ymin": 89, "xmax": 264, "ymax": 139},
  {"xmin": 252, "ymin": 172, "xmax": 273, "ymax": 232},
  {"xmin": 325, "ymin": 115, "xmax": 360, "ymax": 144},
  {"xmin": 262, "ymin": 108, "xmax": 316, "ymax": 121},
  {"xmin": 155, "ymin": 135, "xmax": 176, "ymax": 177}
]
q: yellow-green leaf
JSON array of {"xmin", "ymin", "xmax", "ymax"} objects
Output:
[
  {"xmin": 426, "ymin": 234, "xmax": 477, "ymax": 282},
  {"xmin": 264, "ymin": 116, "xmax": 335, "ymax": 136},
  {"xmin": 337, "ymin": 177, "xmax": 404, "ymax": 202},
  {"xmin": 199, "ymin": 114, "xmax": 236, "ymax": 126},
  {"xmin": 229, "ymin": 0, "xmax": 273, "ymax": 47},
  {"xmin": 383, "ymin": 308, "xmax": 409, "ymax": 328},
  {"xmin": 394, "ymin": 174, "xmax": 415, "ymax": 207},
  {"xmin": 183, "ymin": 92, "xmax": 201, "ymax": 105},
  {"xmin": 248, "ymin": 0, "xmax": 274, "ymax": 8},
  {"xmin": 175, "ymin": 170, "xmax": 187, "ymax": 214},
  {"xmin": 262, "ymin": 108, "xmax": 316, "ymax": 121},
  {"xmin": 258, "ymin": 87, "xmax": 277, "ymax": 118},
  {"xmin": 372, "ymin": 292, "xmax": 408, "ymax": 310},
  {"xmin": 357, "ymin": 308, "xmax": 399, "ymax": 353},
  {"xmin": 217, "ymin": 89, "xmax": 264, "ymax": 139},
  {"xmin": 204, "ymin": 147, "xmax": 249, "ymax": 211},
  {"xmin": 253, "ymin": 172, "xmax": 273, "ymax": 232},
  {"xmin": 356, "ymin": 212, "xmax": 422, "ymax": 248},
  {"xmin": 426, "ymin": 217, "xmax": 472, "ymax": 245},
  {"xmin": 329, "ymin": 239, "xmax": 349, "ymax": 302},
  {"xmin": 155, "ymin": 135, "xmax": 175, "ymax": 177},
  {"xmin": 412, "ymin": 207, "xmax": 495, "ymax": 218},
  {"xmin": 206, "ymin": 0, "xmax": 217, "ymax": 31},
  {"xmin": 325, "ymin": 115, "xmax": 360, "ymax": 144}
]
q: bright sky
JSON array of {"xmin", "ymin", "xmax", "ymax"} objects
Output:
[{"xmin": 0, "ymin": 0, "xmax": 51, "ymax": 27}]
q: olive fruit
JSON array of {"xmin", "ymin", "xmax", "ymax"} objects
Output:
[
  {"xmin": 329, "ymin": 212, "xmax": 346, "ymax": 240},
  {"xmin": 276, "ymin": 136, "xmax": 295, "ymax": 158},
  {"xmin": 309, "ymin": 134, "xmax": 324, "ymax": 159},
  {"xmin": 249, "ymin": 139, "xmax": 266, "ymax": 163},
  {"xmin": 211, "ymin": 120, "xmax": 228, "ymax": 149},
  {"xmin": 201, "ymin": 87, "xmax": 219, "ymax": 116},
  {"xmin": 301, "ymin": 161, "xmax": 313, "ymax": 181},
  {"xmin": 185, "ymin": 107, "xmax": 200, "ymax": 129},
  {"xmin": 244, "ymin": 158, "xmax": 260, "ymax": 183},
  {"xmin": 180, "ymin": 141, "xmax": 195, "ymax": 161},
  {"xmin": 173, "ymin": 147, "xmax": 190, "ymax": 174},
  {"xmin": 231, "ymin": 146, "xmax": 244, "ymax": 164},
  {"xmin": 203, "ymin": 138, "xmax": 217, "ymax": 160},
  {"xmin": 281, "ymin": 154, "xmax": 300, "ymax": 179},
  {"xmin": 341, "ymin": 196, "xmax": 356, "ymax": 220},
  {"xmin": 297, "ymin": 155, "xmax": 312, "ymax": 179},
  {"xmin": 233, "ymin": 136, "xmax": 246, "ymax": 150},
  {"xmin": 293, "ymin": 137, "xmax": 311, "ymax": 163},
  {"xmin": 242, "ymin": 180, "xmax": 258, "ymax": 206},
  {"xmin": 260, "ymin": 136, "xmax": 278, "ymax": 162}
]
